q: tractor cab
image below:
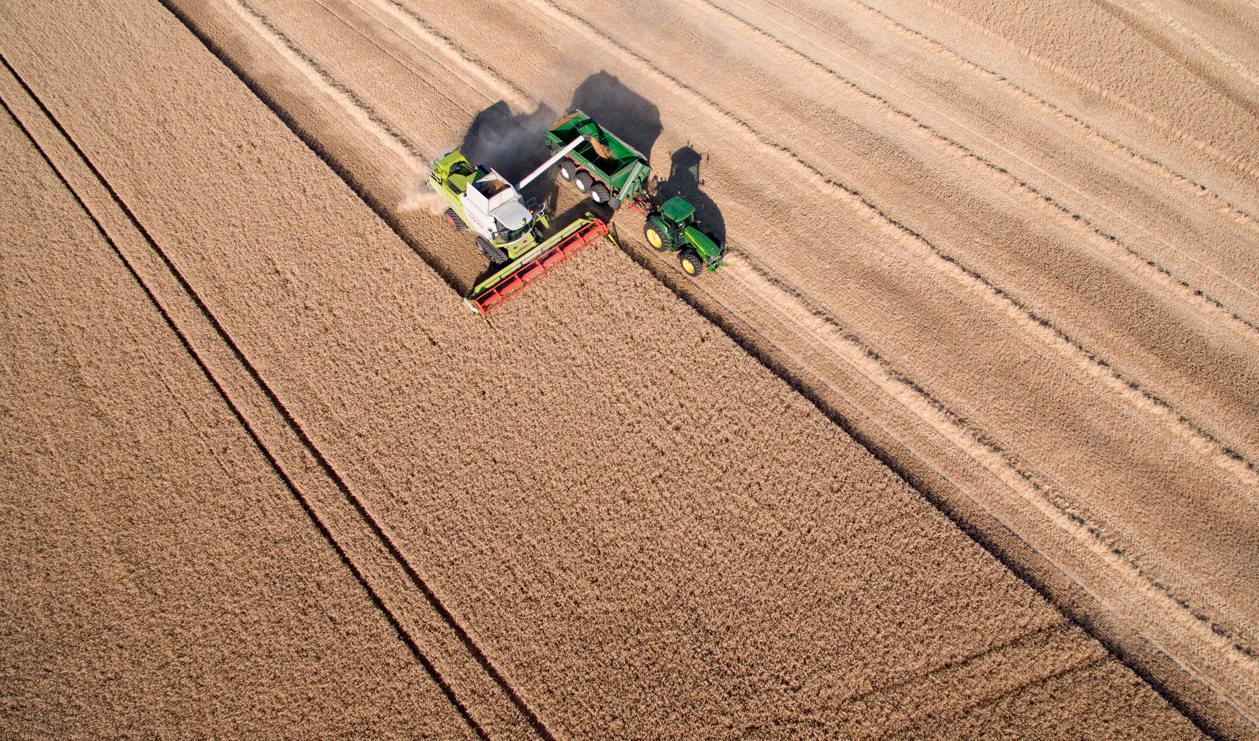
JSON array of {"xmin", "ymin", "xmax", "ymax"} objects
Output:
[{"xmin": 643, "ymin": 195, "xmax": 724, "ymax": 276}]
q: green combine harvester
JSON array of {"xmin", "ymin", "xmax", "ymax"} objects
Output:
[
  {"xmin": 427, "ymin": 133, "xmax": 586, "ymax": 265},
  {"xmin": 429, "ymin": 110, "xmax": 724, "ymax": 317}
]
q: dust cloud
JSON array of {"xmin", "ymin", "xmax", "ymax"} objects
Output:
[{"xmin": 398, "ymin": 168, "xmax": 447, "ymax": 214}]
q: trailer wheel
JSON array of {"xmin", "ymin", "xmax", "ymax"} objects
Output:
[
  {"xmin": 443, "ymin": 209, "xmax": 464, "ymax": 231},
  {"xmin": 574, "ymin": 171, "xmax": 593, "ymax": 193},
  {"xmin": 644, "ymin": 219, "xmax": 670, "ymax": 251},
  {"xmin": 678, "ymin": 249, "xmax": 702, "ymax": 277},
  {"xmin": 476, "ymin": 236, "xmax": 508, "ymax": 265},
  {"xmin": 591, "ymin": 183, "xmax": 612, "ymax": 204},
  {"xmin": 559, "ymin": 159, "xmax": 576, "ymax": 181}
]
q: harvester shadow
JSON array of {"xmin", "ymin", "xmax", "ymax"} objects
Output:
[
  {"xmin": 657, "ymin": 146, "xmax": 726, "ymax": 243},
  {"xmin": 458, "ymin": 100, "xmax": 558, "ymax": 205}
]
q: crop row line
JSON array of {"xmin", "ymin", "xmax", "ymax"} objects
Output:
[
  {"xmin": 0, "ymin": 75, "xmax": 491, "ymax": 737},
  {"xmin": 829, "ymin": 0, "xmax": 1259, "ymax": 228},
  {"xmin": 910, "ymin": 0, "xmax": 1259, "ymax": 179},
  {"xmin": 722, "ymin": 247, "xmax": 1255, "ymax": 664},
  {"xmin": 232, "ymin": 0, "xmax": 1256, "ymax": 670},
  {"xmin": 522, "ymin": 0, "xmax": 1258, "ymax": 485},
  {"xmin": 0, "ymin": 46, "xmax": 549, "ymax": 741},
  {"xmin": 706, "ymin": 0, "xmax": 1259, "ymax": 330}
]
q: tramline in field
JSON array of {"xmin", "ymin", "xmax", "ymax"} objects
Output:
[{"xmin": 428, "ymin": 109, "xmax": 725, "ymax": 316}]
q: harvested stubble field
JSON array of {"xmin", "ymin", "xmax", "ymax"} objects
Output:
[{"xmin": 0, "ymin": 0, "xmax": 1253, "ymax": 737}]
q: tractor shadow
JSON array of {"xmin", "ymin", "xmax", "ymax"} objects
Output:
[{"xmin": 657, "ymin": 146, "xmax": 726, "ymax": 243}]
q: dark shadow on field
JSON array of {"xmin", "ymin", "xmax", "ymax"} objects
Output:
[
  {"xmin": 459, "ymin": 100, "xmax": 557, "ymax": 203},
  {"xmin": 657, "ymin": 145, "xmax": 726, "ymax": 242},
  {"xmin": 568, "ymin": 71, "xmax": 662, "ymax": 158}
]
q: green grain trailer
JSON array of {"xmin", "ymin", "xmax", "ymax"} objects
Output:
[{"xmin": 545, "ymin": 111, "xmax": 651, "ymax": 209}]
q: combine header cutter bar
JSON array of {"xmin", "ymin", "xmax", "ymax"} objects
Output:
[{"xmin": 465, "ymin": 216, "xmax": 612, "ymax": 317}]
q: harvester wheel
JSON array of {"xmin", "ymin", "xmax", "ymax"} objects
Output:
[
  {"xmin": 574, "ymin": 171, "xmax": 593, "ymax": 193},
  {"xmin": 591, "ymin": 183, "xmax": 612, "ymax": 204},
  {"xmin": 678, "ymin": 249, "xmax": 702, "ymax": 277},
  {"xmin": 476, "ymin": 236, "xmax": 508, "ymax": 265},
  {"xmin": 559, "ymin": 159, "xmax": 576, "ymax": 181},
  {"xmin": 443, "ymin": 209, "xmax": 464, "ymax": 231},
  {"xmin": 644, "ymin": 219, "xmax": 670, "ymax": 251}
]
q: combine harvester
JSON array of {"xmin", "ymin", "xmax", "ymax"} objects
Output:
[{"xmin": 428, "ymin": 110, "xmax": 724, "ymax": 317}]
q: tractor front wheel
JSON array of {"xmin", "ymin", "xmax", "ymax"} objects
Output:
[
  {"xmin": 644, "ymin": 219, "xmax": 670, "ymax": 251},
  {"xmin": 444, "ymin": 208, "xmax": 464, "ymax": 231},
  {"xmin": 559, "ymin": 159, "xmax": 576, "ymax": 181},
  {"xmin": 574, "ymin": 171, "xmax": 593, "ymax": 193},
  {"xmin": 678, "ymin": 249, "xmax": 703, "ymax": 277}
]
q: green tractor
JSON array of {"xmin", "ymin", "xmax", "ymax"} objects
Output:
[{"xmin": 642, "ymin": 196, "xmax": 724, "ymax": 276}]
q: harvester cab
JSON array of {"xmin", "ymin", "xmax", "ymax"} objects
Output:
[
  {"xmin": 643, "ymin": 195, "xmax": 724, "ymax": 276},
  {"xmin": 429, "ymin": 135, "xmax": 587, "ymax": 265}
]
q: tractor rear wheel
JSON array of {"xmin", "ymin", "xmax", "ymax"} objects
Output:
[
  {"xmin": 644, "ymin": 219, "xmax": 670, "ymax": 251},
  {"xmin": 476, "ymin": 236, "xmax": 508, "ymax": 265},
  {"xmin": 678, "ymin": 249, "xmax": 703, "ymax": 277},
  {"xmin": 574, "ymin": 171, "xmax": 593, "ymax": 193},
  {"xmin": 591, "ymin": 183, "xmax": 612, "ymax": 204},
  {"xmin": 443, "ymin": 208, "xmax": 464, "ymax": 231},
  {"xmin": 559, "ymin": 159, "xmax": 576, "ymax": 181}
]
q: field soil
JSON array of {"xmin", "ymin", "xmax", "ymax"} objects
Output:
[
  {"xmin": 0, "ymin": 105, "xmax": 475, "ymax": 738},
  {"xmin": 0, "ymin": 0, "xmax": 1252, "ymax": 737}
]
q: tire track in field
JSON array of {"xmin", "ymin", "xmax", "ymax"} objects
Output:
[
  {"xmin": 520, "ymin": 0, "xmax": 1259, "ymax": 488},
  {"xmin": 833, "ymin": 622, "xmax": 1070, "ymax": 710},
  {"xmin": 1091, "ymin": 0, "xmax": 1259, "ymax": 114},
  {"xmin": 1, "ymin": 43, "xmax": 555, "ymax": 741},
  {"xmin": 306, "ymin": 0, "xmax": 479, "ymax": 117},
  {"xmin": 229, "ymin": 0, "xmax": 424, "ymax": 164},
  {"xmin": 185, "ymin": 0, "xmax": 468, "ymax": 293},
  {"xmin": 233, "ymin": 0, "xmax": 1257, "ymax": 648},
  {"xmin": 906, "ymin": 0, "xmax": 1259, "ymax": 179},
  {"xmin": 893, "ymin": 654, "xmax": 1114, "ymax": 737},
  {"xmin": 716, "ymin": 249, "xmax": 1257, "ymax": 665},
  {"xmin": 827, "ymin": 0, "xmax": 1259, "ymax": 229},
  {"xmin": 355, "ymin": 0, "xmax": 1258, "ymax": 590},
  {"xmin": 0, "ymin": 78, "xmax": 493, "ymax": 739},
  {"xmin": 1113, "ymin": 0, "xmax": 1259, "ymax": 87},
  {"xmin": 704, "ymin": 0, "xmax": 1259, "ymax": 333},
  {"xmin": 368, "ymin": 0, "xmax": 531, "ymax": 109}
]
